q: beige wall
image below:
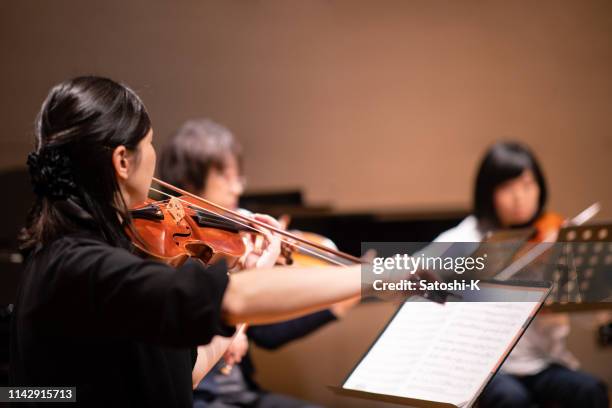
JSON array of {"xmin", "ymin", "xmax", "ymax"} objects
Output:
[
  {"xmin": 2, "ymin": 1, "xmax": 611, "ymax": 405},
  {"xmin": 1, "ymin": 0, "xmax": 611, "ymax": 218}
]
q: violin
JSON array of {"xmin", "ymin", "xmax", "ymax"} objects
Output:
[
  {"xmin": 127, "ymin": 177, "xmax": 363, "ymax": 269},
  {"xmin": 494, "ymin": 203, "xmax": 600, "ymax": 281},
  {"xmin": 531, "ymin": 212, "xmax": 564, "ymax": 243},
  {"xmin": 129, "ymin": 196, "xmax": 250, "ymax": 268}
]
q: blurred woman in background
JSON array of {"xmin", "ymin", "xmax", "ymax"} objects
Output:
[{"xmin": 435, "ymin": 141, "xmax": 608, "ymax": 408}]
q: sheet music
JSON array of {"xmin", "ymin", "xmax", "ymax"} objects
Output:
[{"xmin": 343, "ymin": 297, "xmax": 542, "ymax": 407}]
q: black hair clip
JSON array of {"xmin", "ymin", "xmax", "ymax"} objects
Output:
[{"xmin": 27, "ymin": 148, "xmax": 77, "ymax": 200}]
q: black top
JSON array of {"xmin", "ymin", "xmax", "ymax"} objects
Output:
[
  {"xmin": 10, "ymin": 229, "xmax": 233, "ymax": 407},
  {"xmin": 247, "ymin": 309, "xmax": 336, "ymax": 352}
]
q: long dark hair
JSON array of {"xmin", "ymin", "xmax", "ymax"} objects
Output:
[
  {"xmin": 473, "ymin": 141, "xmax": 548, "ymax": 228},
  {"xmin": 20, "ymin": 76, "xmax": 151, "ymax": 252}
]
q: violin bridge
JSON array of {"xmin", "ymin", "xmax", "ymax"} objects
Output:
[{"xmin": 167, "ymin": 197, "xmax": 186, "ymax": 224}]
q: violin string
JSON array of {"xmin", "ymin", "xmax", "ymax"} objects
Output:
[
  {"xmin": 152, "ymin": 177, "xmax": 363, "ymax": 264},
  {"xmin": 148, "ymin": 187, "xmax": 347, "ymax": 266},
  {"xmin": 149, "ymin": 187, "xmax": 260, "ymax": 233},
  {"xmin": 150, "ymin": 187, "xmax": 346, "ymax": 266},
  {"xmin": 149, "ymin": 187, "xmax": 270, "ymax": 235}
]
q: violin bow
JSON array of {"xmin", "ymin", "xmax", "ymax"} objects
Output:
[{"xmin": 150, "ymin": 177, "xmax": 362, "ymax": 266}]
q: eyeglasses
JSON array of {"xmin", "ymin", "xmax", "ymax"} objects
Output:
[{"xmin": 216, "ymin": 169, "xmax": 247, "ymax": 190}]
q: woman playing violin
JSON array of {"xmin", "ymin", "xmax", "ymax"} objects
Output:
[
  {"xmin": 10, "ymin": 77, "xmax": 364, "ymax": 407},
  {"xmin": 435, "ymin": 141, "xmax": 608, "ymax": 408}
]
